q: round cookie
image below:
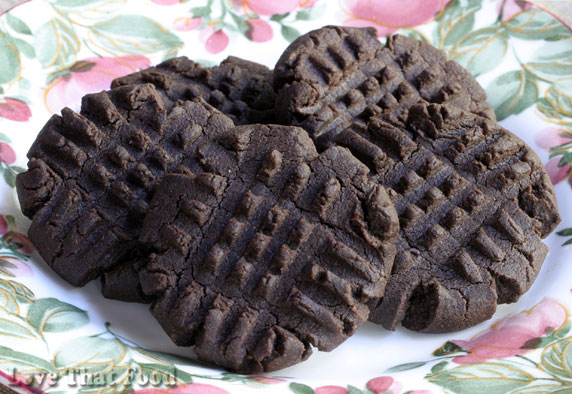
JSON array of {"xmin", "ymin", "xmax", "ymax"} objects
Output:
[
  {"xmin": 16, "ymin": 83, "xmax": 235, "ymax": 287},
  {"xmin": 112, "ymin": 56, "xmax": 276, "ymax": 125},
  {"xmin": 273, "ymin": 26, "xmax": 495, "ymax": 150},
  {"xmin": 370, "ymin": 103, "xmax": 559, "ymax": 332},
  {"xmin": 136, "ymin": 124, "xmax": 399, "ymax": 372}
]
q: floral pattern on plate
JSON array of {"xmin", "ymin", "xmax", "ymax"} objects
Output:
[{"xmin": 0, "ymin": 0, "xmax": 571, "ymax": 393}]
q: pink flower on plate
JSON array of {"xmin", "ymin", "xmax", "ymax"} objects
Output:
[
  {"xmin": 246, "ymin": 376, "xmax": 287, "ymax": 384},
  {"xmin": 315, "ymin": 386, "xmax": 348, "ymax": 394},
  {"xmin": 0, "ymin": 257, "xmax": 33, "ymax": 277},
  {"xmin": 340, "ymin": 0, "xmax": 449, "ymax": 37},
  {"xmin": 0, "ymin": 98, "xmax": 31, "ymax": 122},
  {"xmin": 452, "ymin": 298, "xmax": 567, "ymax": 364},
  {"xmin": 534, "ymin": 127, "xmax": 572, "ymax": 185},
  {"xmin": 0, "ymin": 215, "xmax": 8, "ymax": 235},
  {"xmin": 132, "ymin": 383, "xmax": 229, "ymax": 394},
  {"xmin": 366, "ymin": 376, "xmax": 402, "ymax": 394},
  {"xmin": 497, "ymin": 0, "xmax": 533, "ymax": 21},
  {"xmin": 0, "ymin": 142, "xmax": 16, "ymax": 165},
  {"xmin": 44, "ymin": 55, "xmax": 151, "ymax": 114},
  {"xmin": 173, "ymin": 17, "xmax": 202, "ymax": 31},
  {"xmin": 5, "ymin": 231, "xmax": 35, "ymax": 255},
  {"xmin": 200, "ymin": 27, "xmax": 230, "ymax": 54},
  {"xmin": 246, "ymin": 18, "xmax": 273, "ymax": 42},
  {"xmin": 232, "ymin": 0, "xmax": 317, "ymax": 16},
  {"xmin": 151, "ymin": 0, "xmax": 180, "ymax": 5}
]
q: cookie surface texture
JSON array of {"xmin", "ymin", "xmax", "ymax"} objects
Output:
[
  {"xmin": 136, "ymin": 124, "xmax": 399, "ymax": 372},
  {"xmin": 16, "ymin": 83, "xmax": 234, "ymax": 286},
  {"xmin": 112, "ymin": 56, "xmax": 276, "ymax": 125},
  {"xmin": 273, "ymin": 26, "xmax": 495, "ymax": 150}
]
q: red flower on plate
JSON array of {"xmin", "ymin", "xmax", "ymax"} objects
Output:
[
  {"xmin": 44, "ymin": 55, "xmax": 151, "ymax": 114},
  {"xmin": 366, "ymin": 376, "xmax": 402, "ymax": 394},
  {"xmin": 246, "ymin": 18, "xmax": 273, "ymax": 42},
  {"xmin": 315, "ymin": 386, "xmax": 348, "ymax": 394},
  {"xmin": 340, "ymin": 0, "xmax": 449, "ymax": 36},
  {"xmin": 497, "ymin": 0, "xmax": 533, "ymax": 21},
  {"xmin": 0, "ymin": 142, "xmax": 16, "ymax": 165},
  {"xmin": 200, "ymin": 26, "xmax": 230, "ymax": 54},
  {"xmin": 0, "ymin": 98, "xmax": 31, "ymax": 122},
  {"xmin": 132, "ymin": 383, "xmax": 229, "ymax": 394},
  {"xmin": 5, "ymin": 231, "xmax": 35, "ymax": 255},
  {"xmin": 534, "ymin": 127, "xmax": 572, "ymax": 186},
  {"xmin": 232, "ymin": 0, "xmax": 317, "ymax": 16},
  {"xmin": 452, "ymin": 298, "xmax": 567, "ymax": 364}
]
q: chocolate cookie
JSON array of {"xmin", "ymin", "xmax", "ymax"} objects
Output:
[
  {"xmin": 16, "ymin": 83, "xmax": 234, "ymax": 286},
  {"xmin": 370, "ymin": 104, "xmax": 559, "ymax": 332},
  {"xmin": 112, "ymin": 56, "xmax": 276, "ymax": 125},
  {"xmin": 273, "ymin": 26, "xmax": 495, "ymax": 150},
  {"xmin": 136, "ymin": 124, "xmax": 399, "ymax": 372}
]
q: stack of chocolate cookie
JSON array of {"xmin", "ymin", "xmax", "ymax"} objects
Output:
[{"xmin": 16, "ymin": 26, "xmax": 560, "ymax": 373}]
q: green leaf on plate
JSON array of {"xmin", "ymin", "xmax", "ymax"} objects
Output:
[
  {"xmin": 433, "ymin": 0, "xmax": 481, "ymax": 49},
  {"xmin": 0, "ymin": 35, "xmax": 21, "ymax": 85},
  {"xmin": 139, "ymin": 363, "xmax": 192, "ymax": 385},
  {"xmin": 11, "ymin": 166, "xmax": 26, "ymax": 173},
  {"xmin": 34, "ymin": 17, "xmax": 80, "ymax": 72},
  {"xmin": 51, "ymin": 0, "xmax": 127, "ymax": 26},
  {"xmin": 451, "ymin": 27, "xmax": 508, "ymax": 76},
  {"xmin": 290, "ymin": 382, "xmax": 315, "ymax": 394},
  {"xmin": 54, "ymin": 337, "xmax": 125, "ymax": 374},
  {"xmin": 189, "ymin": 6, "xmax": 211, "ymax": 18},
  {"xmin": 89, "ymin": 15, "xmax": 183, "ymax": 58},
  {"xmin": 526, "ymin": 38, "xmax": 572, "ymax": 82},
  {"xmin": 486, "ymin": 70, "xmax": 539, "ymax": 121},
  {"xmin": 537, "ymin": 83, "xmax": 572, "ymax": 126},
  {"xmin": 557, "ymin": 228, "xmax": 572, "ymax": 236},
  {"xmin": 270, "ymin": 13, "xmax": 289, "ymax": 22},
  {"xmin": 229, "ymin": 12, "xmax": 248, "ymax": 34},
  {"xmin": 433, "ymin": 341, "xmax": 463, "ymax": 356},
  {"xmin": 281, "ymin": 25, "xmax": 300, "ymax": 43},
  {"xmin": 0, "ymin": 133, "xmax": 11, "ymax": 144},
  {"xmin": 427, "ymin": 361, "xmax": 533, "ymax": 394},
  {"xmin": 27, "ymin": 297, "xmax": 89, "ymax": 334},
  {"xmin": 510, "ymin": 384, "xmax": 572, "ymax": 394},
  {"xmin": 540, "ymin": 337, "xmax": 572, "ymax": 380},
  {"xmin": 347, "ymin": 385, "xmax": 365, "ymax": 394},
  {"xmin": 295, "ymin": 5, "xmax": 326, "ymax": 22},
  {"xmin": 385, "ymin": 361, "xmax": 426, "ymax": 373},
  {"xmin": 505, "ymin": 9, "xmax": 571, "ymax": 40},
  {"xmin": 0, "ymin": 306, "xmax": 40, "ymax": 340},
  {"xmin": 431, "ymin": 361, "xmax": 449, "ymax": 374},
  {"xmin": 563, "ymin": 238, "xmax": 572, "ymax": 247},
  {"xmin": 2, "ymin": 169, "xmax": 15, "ymax": 188},
  {"xmin": 0, "ymin": 345, "xmax": 53, "ymax": 372},
  {"xmin": 6, "ymin": 13, "xmax": 32, "ymax": 35},
  {"xmin": 0, "ymin": 279, "xmax": 34, "ymax": 302},
  {"xmin": 10, "ymin": 37, "xmax": 35, "ymax": 59}
]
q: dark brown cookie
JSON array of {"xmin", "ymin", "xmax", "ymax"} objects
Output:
[
  {"xmin": 271, "ymin": 26, "xmax": 559, "ymax": 332},
  {"xmin": 136, "ymin": 124, "xmax": 399, "ymax": 372},
  {"xmin": 273, "ymin": 26, "xmax": 495, "ymax": 150},
  {"xmin": 112, "ymin": 56, "xmax": 276, "ymax": 125},
  {"xmin": 16, "ymin": 83, "xmax": 234, "ymax": 287}
]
